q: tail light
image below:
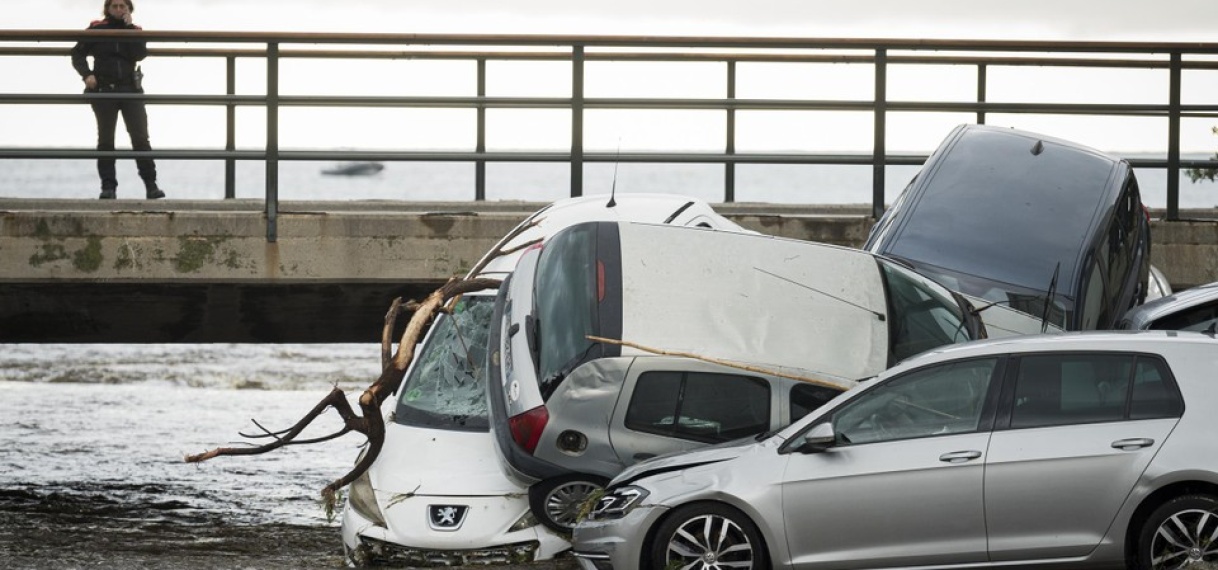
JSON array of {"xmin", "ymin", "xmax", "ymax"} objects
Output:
[{"xmin": 508, "ymin": 405, "xmax": 549, "ymax": 455}]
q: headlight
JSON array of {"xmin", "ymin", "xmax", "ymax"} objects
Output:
[
  {"xmin": 588, "ymin": 486, "xmax": 648, "ymax": 520},
  {"xmin": 508, "ymin": 509, "xmax": 539, "ymax": 532},
  {"xmin": 348, "ymin": 470, "xmax": 386, "ymax": 526}
]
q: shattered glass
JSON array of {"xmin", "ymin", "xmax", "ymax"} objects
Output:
[{"xmin": 394, "ymin": 296, "xmax": 496, "ymax": 430}]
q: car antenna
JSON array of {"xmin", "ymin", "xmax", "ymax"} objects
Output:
[
  {"xmin": 606, "ymin": 137, "xmax": 621, "ymax": 208},
  {"xmin": 755, "ymin": 267, "xmax": 885, "ymax": 321},
  {"xmin": 1040, "ymin": 262, "xmax": 1061, "ymax": 333}
]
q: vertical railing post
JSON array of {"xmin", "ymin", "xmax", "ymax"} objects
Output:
[
  {"xmin": 266, "ymin": 42, "xmax": 279, "ymax": 242},
  {"xmin": 225, "ymin": 55, "xmax": 236, "ymax": 200},
  {"xmin": 1167, "ymin": 52, "xmax": 1181, "ymax": 221},
  {"xmin": 475, "ymin": 58, "xmax": 487, "ymax": 201},
  {"xmin": 872, "ymin": 48, "xmax": 888, "ymax": 219},
  {"xmin": 976, "ymin": 63, "xmax": 987, "ymax": 125},
  {"xmin": 571, "ymin": 45, "xmax": 585, "ymax": 198},
  {"xmin": 725, "ymin": 60, "xmax": 736, "ymax": 203}
]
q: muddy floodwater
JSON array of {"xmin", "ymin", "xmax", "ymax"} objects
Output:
[{"xmin": 0, "ymin": 344, "xmax": 576, "ymax": 570}]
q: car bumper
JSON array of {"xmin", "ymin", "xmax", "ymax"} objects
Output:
[
  {"xmin": 571, "ymin": 504, "xmax": 670, "ymax": 570},
  {"xmin": 340, "ymin": 494, "xmax": 570, "ymax": 567}
]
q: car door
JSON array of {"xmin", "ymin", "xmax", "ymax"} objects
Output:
[
  {"xmin": 781, "ymin": 357, "xmax": 1002, "ymax": 569},
  {"xmin": 984, "ymin": 352, "xmax": 1183, "ymax": 561}
]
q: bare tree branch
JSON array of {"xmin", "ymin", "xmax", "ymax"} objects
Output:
[
  {"xmin": 185, "ymin": 275, "xmax": 502, "ymax": 514},
  {"xmin": 587, "ymin": 335, "xmax": 852, "ymax": 391}
]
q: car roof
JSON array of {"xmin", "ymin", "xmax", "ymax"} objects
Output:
[
  {"xmin": 873, "ymin": 124, "xmax": 1125, "ymax": 297},
  {"xmin": 1120, "ymin": 281, "xmax": 1218, "ymax": 330},
  {"xmin": 472, "ymin": 193, "xmax": 746, "ymax": 277},
  {"xmin": 611, "ymin": 221, "xmax": 888, "ymax": 384},
  {"xmin": 884, "ymin": 329, "xmax": 1217, "ymax": 375}
]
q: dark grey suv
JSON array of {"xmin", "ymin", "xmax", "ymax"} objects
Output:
[{"xmin": 866, "ymin": 124, "xmax": 1151, "ymax": 331}]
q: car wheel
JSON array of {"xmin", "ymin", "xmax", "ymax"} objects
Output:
[
  {"xmin": 648, "ymin": 503, "xmax": 767, "ymax": 570},
  {"xmin": 529, "ymin": 474, "xmax": 608, "ymax": 533},
  {"xmin": 1134, "ymin": 494, "xmax": 1218, "ymax": 569}
]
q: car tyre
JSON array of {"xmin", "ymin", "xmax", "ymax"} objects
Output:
[
  {"xmin": 648, "ymin": 502, "xmax": 767, "ymax": 570},
  {"xmin": 529, "ymin": 474, "xmax": 608, "ymax": 534},
  {"xmin": 1134, "ymin": 494, "xmax": 1218, "ymax": 569}
]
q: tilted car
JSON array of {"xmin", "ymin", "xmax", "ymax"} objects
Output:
[
  {"xmin": 487, "ymin": 219, "xmax": 1017, "ymax": 533},
  {"xmin": 865, "ymin": 123, "xmax": 1151, "ymax": 331},
  {"xmin": 340, "ymin": 194, "xmax": 750, "ymax": 566},
  {"xmin": 1118, "ymin": 281, "xmax": 1218, "ymax": 332},
  {"xmin": 575, "ymin": 331, "xmax": 1216, "ymax": 570}
]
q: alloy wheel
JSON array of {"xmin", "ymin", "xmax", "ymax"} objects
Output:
[
  {"xmin": 1150, "ymin": 508, "xmax": 1218, "ymax": 569},
  {"xmin": 662, "ymin": 513, "xmax": 756, "ymax": 569},
  {"xmin": 543, "ymin": 479, "xmax": 602, "ymax": 530}
]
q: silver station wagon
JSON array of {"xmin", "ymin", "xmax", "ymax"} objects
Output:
[
  {"xmin": 574, "ymin": 331, "xmax": 1216, "ymax": 570},
  {"xmin": 486, "ymin": 220, "xmax": 1022, "ymax": 533}
]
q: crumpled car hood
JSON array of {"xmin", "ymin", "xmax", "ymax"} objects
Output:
[{"xmin": 612, "ymin": 436, "xmax": 764, "ymax": 486}]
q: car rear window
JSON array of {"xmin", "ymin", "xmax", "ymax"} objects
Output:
[{"xmin": 535, "ymin": 223, "xmax": 599, "ymax": 391}]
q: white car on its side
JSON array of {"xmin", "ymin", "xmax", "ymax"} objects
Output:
[{"xmin": 340, "ymin": 194, "xmax": 750, "ymax": 567}]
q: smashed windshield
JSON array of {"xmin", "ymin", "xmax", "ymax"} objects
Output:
[{"xmin": 394, "ymin": 295, "xmax": 495, "ymax": 431}]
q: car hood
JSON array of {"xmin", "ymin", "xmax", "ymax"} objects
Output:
[
  {"xmin": 369, "ymin": 422, "xmax": 528, "ymax": 496},
  {"xmin": 611, "ymin": 435, "xmax": 765, "ymax": 486}
]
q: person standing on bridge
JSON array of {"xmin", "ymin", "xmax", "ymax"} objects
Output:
[{"xmin": 71, "ymin": 0, "xmax": 166, "ymax": 200}]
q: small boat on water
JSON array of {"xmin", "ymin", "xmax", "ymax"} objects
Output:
[{"xmin": 321, "ymin": 161, "xmax": 385, "ymax": 176}]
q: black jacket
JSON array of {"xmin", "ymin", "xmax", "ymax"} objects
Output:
[{"xmin": 71, "ymin": 17, "xmax": 147, "ymax": 86}]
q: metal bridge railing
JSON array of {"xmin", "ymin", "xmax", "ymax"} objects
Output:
[{"xmin": 2, "ymin": 31, "xmax": 1218, "ymax": 241}]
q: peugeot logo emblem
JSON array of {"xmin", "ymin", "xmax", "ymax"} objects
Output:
[{"xmin": 428, "ymin": 505, "xmax": 469, "ymax": 531}]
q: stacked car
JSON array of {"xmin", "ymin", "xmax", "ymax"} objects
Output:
[{"xmin": 344, "ymin": 124, "xmax": 1203, "ymax": 569}]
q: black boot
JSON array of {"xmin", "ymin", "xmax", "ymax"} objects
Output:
[
  {"xmin": 145, "ymin": 184, "xmax": 166, "ymax": 200},
  {"xmin": 99, "ymin": 188, "xmax": 116, "ymax": 200}
]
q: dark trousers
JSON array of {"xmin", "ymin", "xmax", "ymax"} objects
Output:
[{"xmin": 91, "ymin": 85, "xmax": 157, "ymax": 191}]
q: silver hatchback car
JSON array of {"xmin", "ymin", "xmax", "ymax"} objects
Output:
[{"xmin": 574, "ymin": 331, "xmax": 1216, "ymax": 570}]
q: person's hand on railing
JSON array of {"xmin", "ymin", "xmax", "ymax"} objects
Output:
[{"xmin": 83, "ymin": 74, "xmax": 97, "ymax": 90}]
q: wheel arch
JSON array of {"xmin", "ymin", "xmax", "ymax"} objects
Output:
[
  {"xmin": 1123, "ymin": 479, "xmax": 1218, "ymax": 561},
  {"xmin": 639, "ymin": 499, "xmax": 773, "ymax": 570}
]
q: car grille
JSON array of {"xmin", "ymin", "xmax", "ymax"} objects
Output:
[{"xmin": 353, "ymin": 536, "xmax": 540, "ymax": 567}]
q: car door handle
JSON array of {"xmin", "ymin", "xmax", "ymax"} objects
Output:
[
  {"xmin": 939, "ymin": 450, "xmax": 982, "ymax": 463},
  {"xmin": 1112, "ymin": 438, "xmax": 1155, "ymax": 450},
  {"xmin": 633, "ymin": 453, "xmax": 656, "ymax": 461}
]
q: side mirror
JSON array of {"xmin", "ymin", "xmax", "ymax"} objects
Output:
[{"xmin": 795, "ymin": 422, "xmax": 837, "ymax": 454}]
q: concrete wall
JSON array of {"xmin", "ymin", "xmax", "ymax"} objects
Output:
[
  {"xmin": 2, "ymin": 201, "xmax": 1214, "ymax": 288},
  {"xmin": 2, "ymin": 200, "xmax": 1216, "ymax": 342}
]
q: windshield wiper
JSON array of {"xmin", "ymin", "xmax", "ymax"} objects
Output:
[{"xmin": 755, "ymin": 267, "xmax": 885, "ymax": 321}]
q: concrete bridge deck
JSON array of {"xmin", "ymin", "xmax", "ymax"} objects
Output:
[{"xmin": 3, "ymin": 198, "xmax": 1217, "ymax": 343}]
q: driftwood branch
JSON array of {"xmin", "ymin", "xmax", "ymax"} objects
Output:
[
  {"xmin": 187, "ymin": 210, "xmax": 546, "ymax": 509},
  {"xmin": 587, "ymin": 335, "xmax": 852, "ymax": 391},
  {"xmin": 186, "ymin": 276, "xmax": 501, "ymax": 511}
]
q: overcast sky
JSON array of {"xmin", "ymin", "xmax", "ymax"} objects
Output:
[{"xmin": 19, "ymin": 0, "xmax": 1218, "ymax": 40}]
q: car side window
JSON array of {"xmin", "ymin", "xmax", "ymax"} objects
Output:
[
  {"xmin": 1130, "ymin": 357, "xmax": 1184, "ymax": 419},
  {"xmin": 790, "ymin": 383, "xmax": 841, "ymax": 423},
  {"xmin": 625, "ymin": 371, "xmax": 771, "ymax": 444},
  {"xmin": 833, "ymin": 358, "xmax": 998, "ymax": 445},
  {"xmin": 1009, "ymin": 353, "xmax": 1181, "ymax": 428},
  {"xmin": 1148, "ymin": 299, "xmax": 1218, "ymax": 332},
  {"xmin": 1079, "ymin": 259, "xmax": 1110, "ymax": 330}
]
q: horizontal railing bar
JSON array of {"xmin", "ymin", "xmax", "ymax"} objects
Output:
[
  {"xmin": 6, "ymin": 93, "xmax": 1218, "ymax": 117},
  {"xmin": 5, "ymin": 147, "xmax": 1214, "ymax": 169},
  {"xmin": 7, "ymin": 45, "xmax": 1218, "ymax": 70},
  {"xmin": 6, "ymin": 30, "xmax": 1218, "ymax": 54}
]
